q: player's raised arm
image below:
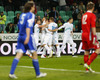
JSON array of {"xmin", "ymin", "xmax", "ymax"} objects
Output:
[{"xmin": 58, "ymin": 25, "xmax": 65, "ymax": 30}]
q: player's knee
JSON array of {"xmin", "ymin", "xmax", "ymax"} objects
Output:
[
  {"xmin": 95, "ymin": 49, "xmax": 100, "ymax": 54},
  {"xmin": 72, "ymin": 43, "xmax": 76, "ymax": 47},
  {"xmin": 84, "ymin": 51, "xmax": 90, "ymax": 55},
  {"xmin": 32, "ymin": 51, "xmax": 38, "ymax": 59},
  {"xmin": 15, "ymin": 53, "xmax": 23, "ymax": 60}
]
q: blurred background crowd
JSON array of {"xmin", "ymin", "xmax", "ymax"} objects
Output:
[{"xmin": 0, "ymin": 0, "xmax": 100, "ymax": 33}]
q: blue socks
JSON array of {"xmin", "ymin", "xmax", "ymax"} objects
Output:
[
  {"xmin": 10, "ymin": 58, "xmax": 40, "ymax": 76},
  {"xmin": 32, "ymin": 59, "xmax": 40, "ymax": 76},
  {"xmin": 10, "ymin": 58, "xmax": 19, "ymax": 74}
]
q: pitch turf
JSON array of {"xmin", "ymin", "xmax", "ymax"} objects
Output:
[{"xmin": 0, "ymin": 55, "xmax": 100, "ymax": 80}]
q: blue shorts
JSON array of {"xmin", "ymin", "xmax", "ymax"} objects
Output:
[{"xmin": 16, "ymin": 35, "xmax": 37, "ymax": 53}]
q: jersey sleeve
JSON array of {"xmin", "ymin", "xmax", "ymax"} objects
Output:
[
  {"xmin": 71, "ymin": 24, "xmax": 73, "ymax": 31},
  {"xmin": 58, "ymin": 23, "xmax": 65, "ymax": 30},
  {"xmin": 26, "ymin": 13, "xmax": 35, "ymax": 28},
  {"xmin": 91, "ymin": 14, "xmax": 96, "ymax": 28},
  {"xmin": 48, "ymin": 24, "xmax": 52, "ymax": 30}
]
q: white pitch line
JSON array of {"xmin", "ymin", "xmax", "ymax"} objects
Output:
[{"xmin": 0, "ymin": 65, "xmax": 100, "ymax": 74}]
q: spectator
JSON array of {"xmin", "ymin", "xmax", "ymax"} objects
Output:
[
  {"xmin": 4, "ymin": 0, "xmax": 14, "ymax": 11},
  {"xmin": 57, "ymin": 16, "xmax": 64, "ymax": 23},
  {"xmin": 13, "ymin": 0, "xmax": 21, "ymax": 11},
  {"xmin": 57, "ymin": 19, "xmax": 63, "ymax": 32},
  {"xmin": 14, "ymin": 13, "xmax": 20, "ymax": 25},
  {"xmin": 78, "ymin": 1, "xmax": 85, "ymax": 12},
  {"xmin": 59, "ymin": 0, "xmax": 66, "ymax": 10},
  {"xmin": 6, "ymin": 23, "xmax": 15, "ymax": 33},
  {"xmin": 77, "ymin": 10, "xmax": 84, "ymax": 20},
  {"xmin": 49, "ymin": 7, "xmax": 59, "ymax": 21},
  {"xmin": 45, "ymin": 9, "xmax": 50, "ymax": 19},
  {"xmin": 75, "ymin": 25, "xmax": 78, "ymax": 32},
  {"xmin": 72, "ymin": 2, "xmax": 79, "ymax": 20},
  {"xmin": 96, "ymin": 17, "xmax": 100, "ymax": 27},
  {"xmin": 37, "ymin": 16, "xmax": 42, "ymax": 21},
  {"xmin": 94, "ymin": 9, "xmax": 99, "ymax": 18},
  {"xmin": 0, "ymin": 12, "xmax": 6, "ymax": 33}
]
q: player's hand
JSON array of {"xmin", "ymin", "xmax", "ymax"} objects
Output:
[
  {"xmin": 24, "ymin": 37, "xmax": 29, "ymax": 45},
  {"xmin": 93, "ymin": 35, "xmax": 98, "ymax": 45}
]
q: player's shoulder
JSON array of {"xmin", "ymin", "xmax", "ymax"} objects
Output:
[
  {"xmin": 26, "ymin": 12, "xmax": 35, "ymax": 19},
  {"xmin": 84, "ymin": 12, "xmax": 96, "ymax": 17},
  {"xmin": 35, "ymin": 24, "xmax": 38, "ymax": 26},
  {"xmin": 54, "ymin": 22, "xmax": 57, "ymax": 26}
]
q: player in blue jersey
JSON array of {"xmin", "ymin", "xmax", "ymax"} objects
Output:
[{"xmin": 9, "ymin": 1, "xmax": 47, "ymax": 79}]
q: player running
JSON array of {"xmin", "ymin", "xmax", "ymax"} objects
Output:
[
  {"xmin": 82, "ymin": 2, "xmax": 100, "ymax": 73},
  {"xmin": 58, "ymin": 18, "xmax": 77, "ymax": 57},
  {"xmin": 9, "ymin": 1, "xmax": 47, "ymax": 79}
]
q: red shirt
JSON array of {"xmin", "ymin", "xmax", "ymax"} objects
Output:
[{"xmin": 81, "ymin": 11, "xmax": 96, "ymax": 40}]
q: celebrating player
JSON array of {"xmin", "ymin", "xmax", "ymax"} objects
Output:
[
  {"xmin": 82, "ymin": 2, "xmax": 100, "ymax": 72},
  {"xmin": 9, "ymin": 1, "xmax": 47, "ymax": 79},
  {"xmin": 42, "ymin": 17, "xmax": 58, "ymax": 58},
  {"xmin": 58, "ymin": 18, "xmax": 77, "ymax": 57}
]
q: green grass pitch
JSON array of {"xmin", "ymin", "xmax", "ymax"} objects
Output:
[{"xmin": 0, "ymin": 55, "xmax": 100, "ymax": 80}]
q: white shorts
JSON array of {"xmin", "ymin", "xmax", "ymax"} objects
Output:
[
  {"xmin": 63, "ymin": 34, "xmax": 74, "ymax": 45},
  {"xmin": 41, "ymin": 33, "xmax": 45, "ymax": 45},
  {"xmin": 43, "ymin": 33, "xmax": 52, "ymax": 45},
  {"xmin": 34, "ymin": 34, "xmax": 39, "ymax": 46},
  {"xmin": 52, "ymin": 33, "xmax": 58, "ymax": 45}
]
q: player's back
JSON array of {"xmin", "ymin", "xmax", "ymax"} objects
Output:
[
  {"xmin": 18, "ymin": 12, "xmax": 35, "ymax": 36},
  {"xmin": 82, "ymin": 11, "xmax": 96, "ymax": 34}
]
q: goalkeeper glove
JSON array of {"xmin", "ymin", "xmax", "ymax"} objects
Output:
[{"xmin": 93, "ymin": 35, "xmax": 98, "ymax": 45}]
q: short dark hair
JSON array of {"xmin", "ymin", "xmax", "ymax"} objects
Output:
[
  {"xmin": 23, "ymin": 1, "xmax": 35, "ymax": 13},
  {"xmin": 43, "ymin": 17, "xmax": 47, "ymax": 21},
  {"xmin": 36, "ymin": 19, "xmax": 41, "ymax": 23},
  {"xmin": 67, "ymin": 18, "xmax": 73, "ymax": 22},
  {"xmin": 87, "ymin": 2, "xmax": 95, "ymax": 10},
  {"xmin": 49, "ymin": 17, "xmax": 54, "ymax": 21}
]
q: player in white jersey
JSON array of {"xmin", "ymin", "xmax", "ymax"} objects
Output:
[
  {"xmin": 52, "ymin": 24, "xmax": 61, "ymax": 57},
  {"xmin": 34, "ymin": 20, "xmax": 41, "ymax": 46},
  {"xmin": 42, "ymin": 17, "xmax": 58, "ymax": 58},
  {"xmin": 58, "ymin": 18, "xmax": 77, "ymax": 57},
  {"xmin": 37, "ymin": 17, "xmax": 48, "ymax": 58},
  {"xmin": 27, "ymin": 19, "xmax": 48, "ymax": 58}
]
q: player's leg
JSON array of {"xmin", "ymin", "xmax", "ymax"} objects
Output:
[
  {"xmin": 9, "ymin": 52, "xmax": 23, "ymax": 79},
  {"xmin": 60, "ymin": 36, "xmax": 67, "ymax": 54},
  {"xmin": 84, "ymin": 50, "xmax": 89, "ymax": 72},
  {"xmin": 53, "ymin": 35, "xmax": 61, "ymax": 57},
  {"xmin": 9, "ymin": 38, "xmax": 25, "ymax": 79},
  {"xmin": 56, "ymin": 44, "xmax": 61, "ymax": 57},
  {"xmin": 41, "ymin": 35, "xmax": 49, "ymax": 58},
  {"xmin": 48, "ymin": 36, "xmax": 53, "ymax": 58},
  {"xmin": 30, "ymin": 36, "xmax": 47, "ymax": 78},
  {"xmin": 41, "ymin": 48, "xmax": 46, "ymax": 58},
  {"xmin": 83, "ymin": 41, "xmax": 100, "ymax": 72},
  {"xmin": 87, "ymin": 48, "xmax": 100, "ymax": 66},
  {"xmin": 68, "ymin": 38, "xmax": 77, "ymax": 57}
]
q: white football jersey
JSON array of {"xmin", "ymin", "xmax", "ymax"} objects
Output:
[
  {"xmin": 58, "ymin": 22, "xmax": 73, "ymax": 35},
  {"xmin": 34, "ymin": 24, "xmax": 40, "ymax": 35},
  {"xmin": 46, "ymin": 22, "xmax": 57, "ymax": 34},
  {"xmin": 42, "ymin": 20, "xmax": 46, "ymax": 34}
]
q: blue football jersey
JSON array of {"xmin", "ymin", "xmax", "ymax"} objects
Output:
[
  {"xmin": 16, "ymin": 12, "xmax": 37, "ymax": 53},
  {"xmin": 18, "ymin": 12, "xmax": 35, "ymax": 35}
]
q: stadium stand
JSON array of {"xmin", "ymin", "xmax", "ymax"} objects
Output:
[{"xmin": 0, "ymin": 0, "xmax": 100, "ymax": 33}]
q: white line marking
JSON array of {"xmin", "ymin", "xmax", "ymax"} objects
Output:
[{"xmin": 0, "ymin": 65, "xmax": 100, "ymax": 74}]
